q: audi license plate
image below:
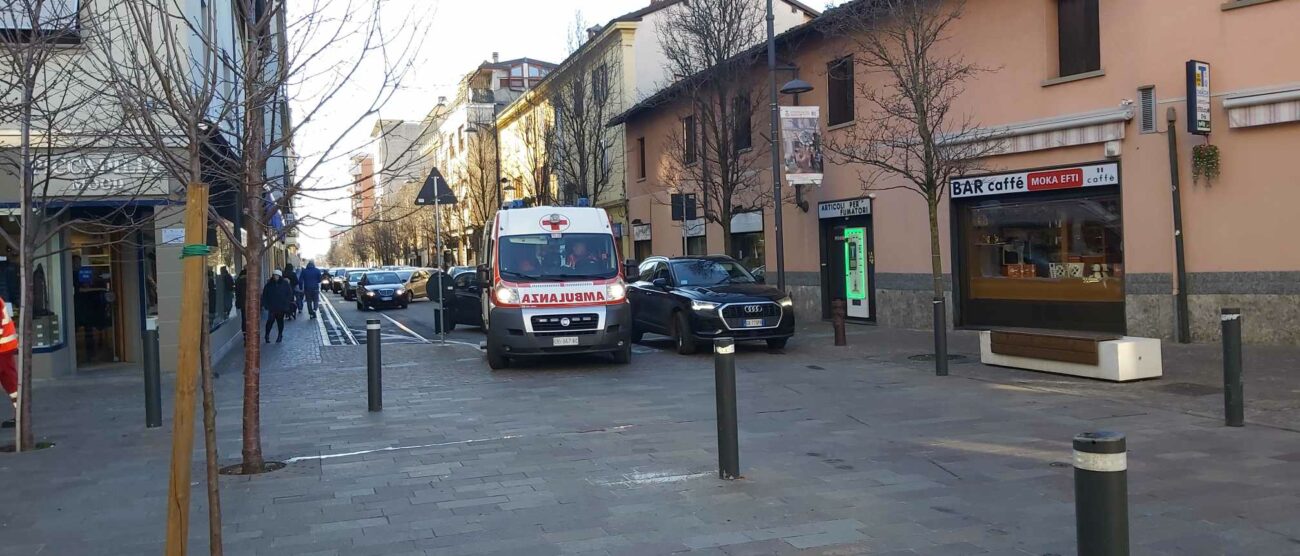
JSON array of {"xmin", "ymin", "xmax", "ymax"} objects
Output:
[
  {"xmin": 380, "ymin": 296, "xmax": 392, "ymax": 301},
  {"xmin": 744, "ymin": 318, "xmax": 764, "ymax": 328},
  {"xmin": 552, "ymin": 336, "xmax": 579, "ymax": 347}
]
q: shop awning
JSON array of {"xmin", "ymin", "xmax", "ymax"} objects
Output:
[
  {"xmin": 941, "ymin": 106, "xmax": 1133, "ymax": 157},
  {"xmin": 1223, "ymin": 83, "xmax": 1300, "ymax": 128}
]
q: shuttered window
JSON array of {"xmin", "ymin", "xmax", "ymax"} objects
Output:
[
  {"xmin": 827, "ymin": 57, "xmax": 854, "ymax": 126},
  {"xmin": 1138, "ymin": 86, "xmax": 1156, "ymax": 133},
  {"xmin": 1057, "ymin": 0, "xmax": 1100, "ymax": 77}
]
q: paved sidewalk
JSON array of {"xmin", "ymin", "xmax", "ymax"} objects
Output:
[{"xmin": 2, "ymin": 317, "xmax": 1299, "ymax": 555}]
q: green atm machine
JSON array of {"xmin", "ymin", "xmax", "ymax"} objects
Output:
[{"xmin": 842, "ymin": 227, "xmax": 870, "ymax": 319}]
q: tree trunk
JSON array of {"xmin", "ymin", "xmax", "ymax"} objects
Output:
[
  {"xmin": 200, "ymin": 307, "xmax": 223, "ymax": 555},
  {"xmin": 240, "ymin": 210, "xmax": 264, "ymax": 474},
  {"xmin": 15, "ymin": 78, "xmax": 35, "ymax": 451}
]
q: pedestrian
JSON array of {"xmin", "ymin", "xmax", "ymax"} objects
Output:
[
  {"xmin": 283, "ymin": 264, "xmax": 300, "ymax": 320},
  {"xmin": 0, "ymin": 294, "xmax": 17, "ymax": 428},
  {"xmin": 219, "ymin": 265, "xmax": 235, "ymax": 316},
  {"xmin": 298, "ymin": 260, "xmax": 322, "ymax": 319},
  {"xmin": 261, "ymin": 269, "xmax": 293, "ymax": 343},
  {"xmin": 235, "ymin": 268, "xmax": 249, "ymax": 334}
]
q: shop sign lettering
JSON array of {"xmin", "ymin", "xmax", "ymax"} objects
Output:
[
  {"xmin": 950, "ymin": 162, "xmax": 1119, "ymax": 199},
  {"xmin": 818, "ymin": 198, "xmax": 872, "ymax": 219},
  {"xmin": 33, "ymin": 154, "xmax": 170, "ymax": 197}
]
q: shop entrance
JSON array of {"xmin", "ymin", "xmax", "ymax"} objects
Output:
[
  {"xmin": 71, "ymin": 230, "xmax": 128, "ymax": 368},
  {"xmin": 818, "ymin": 199, "xmax": 875, "ymax": 322}
]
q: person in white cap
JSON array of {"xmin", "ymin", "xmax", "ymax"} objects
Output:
[{"xmin": 260, "ymin": 269, "xmax": 294, "ymax": 343}]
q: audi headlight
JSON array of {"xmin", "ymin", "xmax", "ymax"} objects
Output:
[
  {"xmin": 606, "ymin": 280, "xmax": 627, "ymax": 302},
  {"xmin": 691, "ymin": 300, "xmax": 720, "ymax": 312},
  {"xmin": 779, "ymin": 296, "xmax": 794, "ymax": 308},
  {"xmin": 395, "ymin": 287, "xmax": 406, "ymax": 295},
  {"xmin": 494, "ymin": 285, "xmax": 519, "ymax": 305},
  {"xmin": 364, "ymin": 291, "xmax": 376, "ymax": 297}
]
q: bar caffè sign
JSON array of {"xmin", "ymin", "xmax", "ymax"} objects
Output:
[{"xmin": 33, "ymin": 154, "xmax": 169, "ymax": 197}]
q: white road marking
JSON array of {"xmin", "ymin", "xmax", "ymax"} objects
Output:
[
  {"xmin": 314, "ymin": 296, "xmax": 330, "ymax": 347},
  {"xmin": 321, "ymin": 296, "xmax": 357, "ymax": 345},
  {"xmin": 379, "ymin": 312, "xmax": 429, "ymax": 343},
  {"xmin": 286, "ymin": 435, "xmax": 523, "ymax": 463}
]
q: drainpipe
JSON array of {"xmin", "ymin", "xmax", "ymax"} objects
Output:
[{"xmin": 1166, "ymin": 107, "xmax": 1190, "ymax": 343}]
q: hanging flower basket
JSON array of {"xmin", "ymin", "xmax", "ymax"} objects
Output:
[{"xmin": 1192, "ymin": 143, "xmax": 1220, "ymax": 186}]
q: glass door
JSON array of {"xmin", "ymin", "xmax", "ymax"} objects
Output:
[{"xmin": 71, "ymin": 231, "xmax": 125, "ymax": 367}]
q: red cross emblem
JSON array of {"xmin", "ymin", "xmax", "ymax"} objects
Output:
[{"xmin": 540, "ymin": 214, "xmax": 570, "ymax": 232}]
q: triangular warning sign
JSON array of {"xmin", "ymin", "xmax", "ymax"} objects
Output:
[{"xmin": 415, "ymin": 167, "xmax": 457, "ymax": 205}]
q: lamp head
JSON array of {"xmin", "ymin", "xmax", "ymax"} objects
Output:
[{"xmin": 780, "ymin": 78, "xmax": 814, "ymax": 95}]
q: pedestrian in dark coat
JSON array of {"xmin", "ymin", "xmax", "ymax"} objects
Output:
[
  {"xmin": 261, "ymin": 269, "xmax": 294, "ymax": 343},
  {"xmin": 298, "ymin": 261, "xmax": 323, "ymax": 319},
  {"xmin": 235, "ymin": 268, "xmax": 249, "ymax": 333}
]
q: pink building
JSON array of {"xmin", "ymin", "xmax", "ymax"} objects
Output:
[{"xmin": 617, "ymin": 0, "xmax": 1300, "ymax": 344}]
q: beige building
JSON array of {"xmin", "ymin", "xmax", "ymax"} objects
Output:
[
  {"xmin": 618, "ymin": 0, "xmax": 1300, "ymax": 344},
  {"xmin": 498, "ymin": 0, "xmax": 817, "ymax": 260}
]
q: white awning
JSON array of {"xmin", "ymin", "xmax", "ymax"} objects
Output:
[
  {"xmin": 942, "ymin": 106, "xmax": 1132, "ymax": 157},
  {"xmin": 1223, "ymin": 83, "xmax": 1300, "ymax": 128}
]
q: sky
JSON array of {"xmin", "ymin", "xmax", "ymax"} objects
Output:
[{"xmin": 291, "ymin": 0, "xmax": 651, "ymax": 260}]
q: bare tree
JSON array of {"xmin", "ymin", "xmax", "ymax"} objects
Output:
[
  {"xmin": 821, "ymin": 0, "xmax": 1001, "ymax": 366},
  {"xmin": 515, "ymin": 96, "xmax": 553, "ymax": 204},
  {"xmin": 548, "ymin": 50, "xmax": 621, "ymax": 206},
  {"xmin": 658, "ymin": 0, "xmax": 769, "ymax": 255},
  {"xmin": 457, "ymin": 128, "xmax": 499, "ymax": 243}
]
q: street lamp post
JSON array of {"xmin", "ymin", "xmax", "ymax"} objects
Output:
[{"xmin": 767, "ymin": 0, "xmax": 816, "ymax": 293}]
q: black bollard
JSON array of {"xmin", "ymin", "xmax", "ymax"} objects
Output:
[
  {"xmin": 1074, "ymin": 431, "xmax": 1129, "ymax": 556},
  {"xmin": 143, "ymin": 317, "xmax": 162, "ymax": 428},
  {"xmin": 933, "ymin": 297, "xmax": 949, "ymax": 376},
  {"xmin": 1221, "ymin": 308, "xmax": 1243, "ymax": 427},
  {"xmin": 714, "ymin": 337, "xmax": 739, "ymax": 480},
  {"xmin": 367, "ymin": 318, "xmax": 382, "ymax": 412}
]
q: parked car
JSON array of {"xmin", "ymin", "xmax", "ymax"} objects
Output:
[
  {"xmin": 627, "ymin": 255, "xmax": 794, "ymax": 354},
  {"xmin": 446, "ymin": 265, "xmax": 476, "ymax": 278},
  {"xmin": 393, "ymin": 268, "xmax": 433, "ymax": 301},
  {"xmin": 355, "ymin": 271, "xmax": 410, "ymax": 310},
  {"xmin": 440, "ymin": 269, "xmax": 485, "ymax": 331},
  {"xmin": 343, "ymin": 269, "xmax": 367, "ymax": 300}
]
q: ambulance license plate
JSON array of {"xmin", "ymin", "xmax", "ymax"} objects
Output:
[
  {"xmin": 744, "ymin": 318, "xmax": 764, "ymax": 327},
  {"xmin": 552, "ymin": 336, "xmax": 579, "ymax": 347}
]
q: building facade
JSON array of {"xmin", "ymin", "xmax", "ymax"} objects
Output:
[
  {"xmin": 497, "ymin": 0, "xmax": 817, "ymax": 261},
  {"xmin": 619, "ymin": 0, "xmax": 1300, "ymax": 344}
]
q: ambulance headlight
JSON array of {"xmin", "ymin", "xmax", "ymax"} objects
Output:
[
  {"xmin": 606, "ymin": 280, "xmax": 627, "ymax": 302},
  {"xmin": 494, "ymin": 285, "xmax": 519, "ymax": 305}
]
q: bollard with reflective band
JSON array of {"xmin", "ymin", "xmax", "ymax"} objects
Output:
[
  {"xmin": 831, "ymin": 299, "xmax": 847, "ymax": 346},
  {"xmin": 1221, "ymin": 308, "xmax": 1243, "ymax": 427},
  {"xmin": 143, "ymin": 316, "xmax": 162, "ymax": 428},
  {"xmin": 1074, "ymin": 431, "xmax": 1129, "ymax": 556},
  {"xmin": 714, "ymin": 338, "xmax": 739, "ymax": 480},
  {"xmin": 933, "ymin": 297, "xmax": 949, "ymax": 376},
  {"xmin": 367, "ymin": 319, "xmax": 382, "ymax": 412}
]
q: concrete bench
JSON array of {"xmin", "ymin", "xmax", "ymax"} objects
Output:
[{"xmin": 979, "ymin": 328, "xmax": 1162, "ymax": 382}]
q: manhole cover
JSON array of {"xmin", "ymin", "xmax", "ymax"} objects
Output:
[
  {"xmin": 908, "ymin": 354, "xmax": 969, "ymax": 363},
  {"xmin": 1156, "ymin": 382, "xmax": 1221, "ymax": 397}
]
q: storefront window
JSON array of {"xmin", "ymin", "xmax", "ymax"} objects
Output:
[
  {"xmin": 207, "ymin": 224, "xmax": 237, "ymax": 330},
  {"xmin": 962, "ymin": 194, "xmax": 1123, "ymax": 304},
  {"xmin": 686, "ymin": 235, "xmax": 707, "ymax": 256},
  {"xmin": 634, "ymin": 240, "xmax": 652, "ymax": 262},
  {"xmin": 730, "ymin": 232, "xmax": 764, "ymax": 273},
  {"xmin": 0, "ymin": 215, "xmax": 64, "ymax": 349}
]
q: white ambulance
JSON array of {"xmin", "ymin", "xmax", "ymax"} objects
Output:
[{"xmin": 478, "ymin": 204, "xmax": 631, "ymax": 369}]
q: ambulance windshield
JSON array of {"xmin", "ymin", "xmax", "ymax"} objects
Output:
[{"xmin": 498, "ymin": 233, "xmax": 618, "ymax": 282}]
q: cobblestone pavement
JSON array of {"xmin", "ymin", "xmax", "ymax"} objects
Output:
[{"xmin": 2, "ymin": 317, "xmax": 1299, "ymax": 555}]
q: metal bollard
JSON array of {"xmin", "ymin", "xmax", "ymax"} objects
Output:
[
  {"xmin": 933, "ymin": 297, "xmax": 949, "ymax": 376},
  {"xmin": 1221, "ymin": 308, "xmax": 1243, "ymax": 427},
  {"xmin": 1074, "ymin": 431, "xmax": 1129, "ymax": 556},
  {"xmin": 714, "ymin": 337, "xmax": 739, "ymax": 480},
  {"xmin": 367, "ymin": 318, "xmax": 382, "ymax": 412},
  {"xmin": 143, "ymin": 316, "xmax": 162, "ymax": 428},
  {"xmin": 831, "ymin": 299, "xmax": 847, "ymax": 346}
]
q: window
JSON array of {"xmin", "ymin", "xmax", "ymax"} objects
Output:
[
  {"xmin": 0, "ymin": 0, "xmax": 81, "ymax": 44},
  {"xmin": 571, "ymin": 81, "xmax": 585, "ymax": 117},
  {"xmin": 686, "ymin": 236, "xmax": 707, "ymax": 256},
  {"xmin": 1138, "ymin": 86, "xmax": 1156, "ymax": 134},
  {"xmin": 498, "ymin": 233, "xmax": 617, "ymax": 282},
  {"xmin": 592, "ymin": 64, "xmax": 609, "ymax": 102},
  {"xmin": 733, "ymin": 95, "xmax": 752, "ymax": 151},
  {"xmin": 1057, "ymin": 0, "xmax": 1100, "ymax": 77},
  {"xmin": 670, "ymin": 259, "xmax": 758, "ymax": 286},
  {"xmin": 683, "ymin": 115, "xmax": 697, "ymax": 165},
  {"xmin": 827, "ymin": 57, "xmax": 854, "ymax": 126},
  {"xmin": 510, "ymin": 66, "xmax": 523, "ymax": 76},
  {"xmin": 730, "ymin": 233, "xmax": 764, "ymax": 272},
  {"xmin": 637, "ymin": 137, "xmax": 646, "ymax": 179},
  {"xmin": 634, "ymin": 241, "xmax": 653, "ymax": 262}
]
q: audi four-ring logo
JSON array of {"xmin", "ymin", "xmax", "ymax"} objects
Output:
[{"xmin": 743, "ymin": 305, "xmax": 763, "ymax": 314}]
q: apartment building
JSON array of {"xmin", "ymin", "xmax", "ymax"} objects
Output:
[
  {"xmin": 617, "ymin": 0, "xmax": 1300, "ymax": 344},
  {"xmin": 497, "ymin": 0, "xmax": 817, "ymax": 259}
]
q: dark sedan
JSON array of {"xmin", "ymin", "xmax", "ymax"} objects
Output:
[
  {"xmin": 355, "ymin": 271, "xmax": 410, "ymax": 310},
  {"xmin": 628, "ymin": 256, "xmax": 794, "ymax": 354}
]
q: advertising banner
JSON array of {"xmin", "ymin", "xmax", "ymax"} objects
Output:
[{"xmin": 780, "ymin": 106, "xmax": 823, "ymax": 185}]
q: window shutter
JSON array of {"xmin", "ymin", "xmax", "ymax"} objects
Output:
[{"xmin": 1138, "ymin": 86, "xmax": 1156, "ymax": 133}]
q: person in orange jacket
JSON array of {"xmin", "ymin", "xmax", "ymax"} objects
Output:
[{"xmin": 0, "ymin": 295, "xmax": 17, "ymax": 429}]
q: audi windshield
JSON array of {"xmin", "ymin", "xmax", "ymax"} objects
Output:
[
  {"xmin": 499, "ymin": 233, "xmax": 617, "ymax": 282},
  {"xmin": 670, "ymin": 259, "xmax": 757, "ymax": 286}
]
